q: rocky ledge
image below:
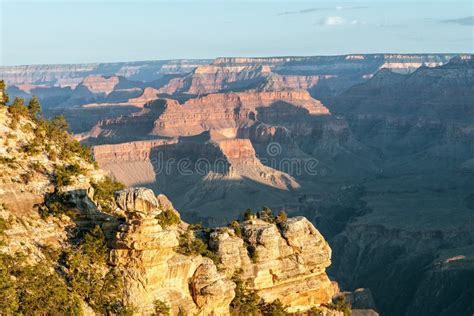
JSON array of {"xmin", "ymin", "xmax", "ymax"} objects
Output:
[
  {"xmin": 210, "ymin": 216, "xmax": 336, "ymax": 312},
  {"xmin": 108, "ymin": 187, "xmax": 339, "ymax": 314}
]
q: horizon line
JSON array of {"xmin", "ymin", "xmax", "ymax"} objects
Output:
[{"xmin": 1, "ymin": 52, "xmax": 472, "ymax": 68}]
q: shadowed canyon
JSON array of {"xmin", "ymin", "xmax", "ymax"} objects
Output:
[{"xmin": 1, "ymin": 53, "xmax": 474, "ymax": 315}]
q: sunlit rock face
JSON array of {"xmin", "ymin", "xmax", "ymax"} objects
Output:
[
  {"xmin": 110, "ymin": 187, "xmax": 235, "ymax": 315},
  {"xmin": 109, "ymin": 187, "xmax": 339, "ymax": 315},
  {"xmin": 210, "ymin": 216, "xmax": 336, "ymax": 311}
]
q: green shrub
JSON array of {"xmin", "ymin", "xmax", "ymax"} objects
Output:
[
  {"xmin": 177, "ymin": 231, "xmax": 221, "ymax": 266},
  {"xmin": 64, "ymin": 225, "xmax": 133, "ymax": 315},
  {"xmin": 275, "ymin": 211, "xmax": 288, "ymax": 225},
  {"xmin": 0, "ymin": 156, "xmax": 17, "ymax": 169},
  {"xmin": 47, "ymin": 115, "xmax": 69, "ymax": 143},
  {"xmin": 308, "ymin": 306, "xmax": 324, "ymax": 316},
  {"xmin": 61, "ymin": 140, "xmax": 94, "ymax": 163},
  {"xmin": 156, "ymin": 209, "xmax": 180, "ymax": 228},
  {"xmin": 20, "ymin": 122, "xmax": 33, "ymax": 134},
  {"xmin": 29, "ymin": 161, "xmax": 46, "ymax": 174},
  {"xmin": 228, "ymin": 220, "xmax": 242, "ymax": 237},
  {"xmin": 39, "ymin": 244, "xmax": 61, "ymax": 263},
  {"xmin": 244, "ymin": 208, "xmax": 255, "ymax": 221},
  {"xmin": 0, "ymin": 80, "xmax": 9, "ymax": 106},
  {"xmin": 21, "ymin": 141, "xmax": 42, "ymax": 155},
  {"xmin": 259, "ymin": 299, "xmax": 288, "ymax": 316},
  {"xmin": 42, "ymin": 192, "xmax": 76, "ymax": 219},
  {"xmin": 323, "ymin": 296, "xmax": 352, "ymax": 316},
  {"xmin": 27, "ymin": 96, "xmax": 42, "ymax": 121},
  {"xmin": 0, "ymin": 217, "xmax": 9, "ymax": 246},
  {"xmin": 188, "ymin": 223, "xmax": 203, "ymax": 230},
  {"xmin": 91, "ymin": 176, "xmax": 125, "ymax": 213},
  {"xmin": 153, "ymin": 299, "xmax": 170, "ymax": 316},
  {"xmin": 230, "ymin": 275, "xmax": 261, "ymax": 316},
  {"xmin": 53, "ymin": 163, "xmax": 84, "ymax": 187},
  {"xmin": 81, "ymin": 225, "xmax": 109, "ymax": 264},
  {"xmin": 14, "ymin": 261, "xmax": 81, "ymax": 315},
  {"xmin": 0, "ymin": 253, "xmax": 81, "ymax": 315},
  {"xmin": 7, "ymin": 97, "xmax": 28, "ymax": 129},
  {"xmin": 0, "ymin": 254, "xmax": 18, "ymax": 314},
  {"xmin": 257, "ymin": 206, "xmax": 274, "ymax": 223},
  {"xmin": 230, "ymin": 275, "xmax": 290, "ymax": 315},
  {"xmin": 0, "ymin": 217, "xmax": 8, "ymax": 234}
]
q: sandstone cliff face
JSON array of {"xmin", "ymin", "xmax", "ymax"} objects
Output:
[
  {"xmin": 330, "ymin": 223, "xmax": 474, "ymax": 316},
  {"xmin": 0, "ymin": 106, "xmax": 108, "ymax": 261},
  {"xmin": 210, "ymin": 217, "xmax": 336, "ymax": 312},
  {"xmin": 0, "ymin": 59, "xmax": 211, "ymax": 87},
  {"xmin": 81, "ymin": 75, "xmax": 120, "ymax": 95},
  {"xmin": 107, "ymin": 187, "xmax": 340, "ymax": 315},
  {"xmin": 110, "ymin": 188, "xmax": 235, "ymax": 315},
  {"xmin": 80, "ymin": 89, "xmax": 330, "ymax": 145},
  {"xmin": 92, "ymin": 136, "xmax": 300, "ymax": 207},
  {"xmin": 157, "ymin": 65, "xmax": 272, "ymax": 96},
  {"xmin": 0, "ymin": 106, "xmax": 344, "ymax": 315},
  {"xmin": 126, "ymin": 87, "xmax": 161, "ymax": 107},
  {"xmin": 321, "ymin": 56, "xmax": 474, "ymax": 316},
  {"xmin": 331, "ymin": 56, "xmax": 474, "ymax": 119},
  {"xmin": 152, "ymin": 90, "xmax": 329, "ymax": 137}
]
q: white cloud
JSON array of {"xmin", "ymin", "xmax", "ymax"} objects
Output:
[
  {"xmin": 318, "ymin": 16, "xmax": 366, "ymax": 26},
  {"xmin": 320, "ymin": 16, "xmax": 346, "ymax": 26}
]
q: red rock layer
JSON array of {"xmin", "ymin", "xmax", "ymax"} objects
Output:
[
  {"xmin": 126, "ymin": 87, "xmax": 160, "ymax": 107},
  {"xmin": 81, "ymin": 75, "xmax": 120, "ymax": 95},
  {"xmin": 157, "ymin": 65, "xmax": 271, "ymax": 95},
  {"xmin": 152, "ymin": 90, "xmax": 329, "ymax": 137}
]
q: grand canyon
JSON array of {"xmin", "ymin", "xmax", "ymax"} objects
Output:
[{"xmin": 1, "ymin": 52, "xmax": 472, "ymax": 315}]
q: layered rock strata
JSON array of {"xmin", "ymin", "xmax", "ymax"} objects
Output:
[
  {"xmin": 210, "ymin": 216, "xmax": 336, "ymax": 312},
  {"xmin": 152, "ymin": 90, "xmax": 329, "ymax": 137},
  {"xmin": 110, "ymin": 188, "xmax": 235, "ymax": 315},
  {"xmin": 109, "ymin": 188, "xmax": 338, "ymax": 314}
]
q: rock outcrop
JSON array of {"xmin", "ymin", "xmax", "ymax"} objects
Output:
[
  {"xmin": 0, "ymin": 105, "xmax": 344, "ymax": 315},
  {"xmin": 323, "ymin": 56, "xmax": 474, "ymax": 316},
  {"xmin": 210, "ymin": 216, "xmax": 336, "ymax": 312},
  {"xmin": 107, "ymin": 187, "xmax": 340, "ymax": 315},
  {"xmin": 157, "ymin": 64, "xmax": 272, "ymax": 96},
  {"xmin": 81, "ymin": 75, "xmax": 120, "ymax": 95},
  {"xmin": 0, "ymin": 59, "xmax": 211, "ymax": 88},
  {"xmin": 152, "ymin": 90, "xmax": 329, "ymax": 137},
  {"xmin": 110, "ymin": 188, "xmax": 235, "ymax": 315}
]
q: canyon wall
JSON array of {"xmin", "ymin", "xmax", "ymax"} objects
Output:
[
  {"xmin": 0, "ymin": 106, "xmax": 352, "ymax": 315},
  {"xmin": 320, "ymin": 56, "xmax": 474, "ymax": 316},
  {"xmin": 88, "ymin": 57, "xmax": 474, "ymax": 315},
  {"xmin": 0, "ymin": 59, "xmax": 211, "ymax": 87}
]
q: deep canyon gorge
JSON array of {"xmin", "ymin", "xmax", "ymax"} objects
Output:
[{"xmin": 1, "ymin": 53, "xmax": 473, "ymax": 315}]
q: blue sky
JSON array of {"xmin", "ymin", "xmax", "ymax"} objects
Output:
[{"xmin": 1, "ymin": 0, "xmax": 473, "ymax": 65}]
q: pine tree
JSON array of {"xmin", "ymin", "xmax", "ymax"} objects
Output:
[
  {"xmin": 27, "ymin": 96, "xmax": 42, "ymax": 120},
  {"xmin": 8, "ymin": 97, "xmax": 28, "ymax": 129},
  {"xmin": 0, "ymin": 80, "xmax": 9, "ymax": 106},
  {"xmin": 50, "ymin": 115, "xmax": 69, "ymax": 132}
]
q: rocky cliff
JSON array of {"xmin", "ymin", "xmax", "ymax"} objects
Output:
[
  {"xmin": 85, "ymin": 57, "xmax": 474, "ymax": 316},
  {"xmin": 109, "ymin": 188, "xmax": 235, "ymax": 315},
  {"xmin": 0, "ymin": 103, "xmax": 353, "ymax": 315},
  {"xmin": 210, "ymin": 216, "xmax": 335, "ymax": 311},
  {"xmin": 152, "ymin": 90, "xmax": 329, "ymax": 137},
  {"xmin": 2, "ymin": 54, "xmax": 460, "ymax": 114},
  {"xmin": 0, "ymin": 59, "xmax": 211, "ymax": 87},
  {"xmin": 320, "ymin": 56, "xmax": 474, "ymax": 316}
]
